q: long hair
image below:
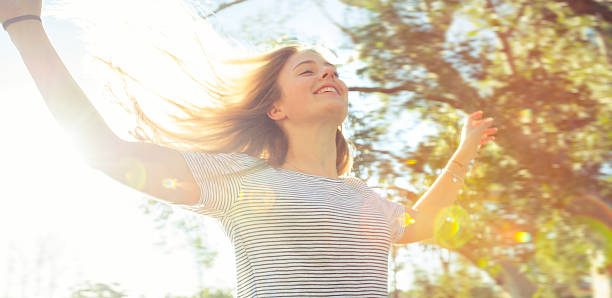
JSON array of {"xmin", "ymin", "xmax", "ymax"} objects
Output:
[
  {"xmin": 100, "ymin": 44, "xmax": 353, "ymax": 176},
  {"xmin": 56, "ymin": 0, "xmax": 353, "ymax": 175}
]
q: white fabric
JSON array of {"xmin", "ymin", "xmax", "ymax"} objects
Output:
[{"xmin": 174, "ymin": 151, "xmax": 413, "ymax": 297}]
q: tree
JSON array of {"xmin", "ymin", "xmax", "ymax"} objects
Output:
[
  {"xmin": 393, "ymin": 257, "xmax": 505, "ymax": 297},
  {"xmin": 318, "ymin": 0, "xmax": 611, "ymax": 296}
]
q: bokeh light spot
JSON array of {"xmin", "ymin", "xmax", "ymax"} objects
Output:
[
  {"xmin": 515, "ymin": 231, "xmax": 532, "ymax": 243},
  {"xmin": 519, "ymin": 109, "xmax": 532, "ymax": 123},
  {"xmin": 434, "ymin": 205, "xmax": 474, "ymax": 249},
  {"xmin": 477, "ymin": 257, "xmax": 488, "ymax": 268},
  {"xmin": 405, "ymin": 159, "xmax": 417, "ymax": 165}
]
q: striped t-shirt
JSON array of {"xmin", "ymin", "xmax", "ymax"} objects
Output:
[{"xmin": 174, "ymin": 151, "xmax": 414, "ymax": 297}]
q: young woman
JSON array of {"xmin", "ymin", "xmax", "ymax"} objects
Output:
[{"xmin": 2, "ymin": 0, "xmax": 497, "ymax": 296}]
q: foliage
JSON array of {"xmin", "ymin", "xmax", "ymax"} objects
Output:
[
  {"xmin": 164, "ymin": 288, "xmax": 234, "ymax": 298},
  {"xmin": 69, "ymin": 281, "xmax": 127, "ymax": 298},
  {"xmin": 68, "ymin": 280, "xmax": 233, "ymax": 298},
  {"xmin": 139, "ymin": 201, "xmax": 217, "ymax": 268},
  {"xmin": 328, "ymin": 0, "xmax": 611, "ymax": 295},
  {"xmin": 391, "ymin": 258, "xmax": 505, "ymax": 298}
]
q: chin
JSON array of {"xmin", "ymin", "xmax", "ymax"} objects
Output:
[{"xmin": 321, "ymin": 102, "xmax": 348, "ymax": 125}]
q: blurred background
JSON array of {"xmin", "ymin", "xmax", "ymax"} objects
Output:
[{"xmin": 0, "ymin": 0, "xmax": 610, "ymax": 297}]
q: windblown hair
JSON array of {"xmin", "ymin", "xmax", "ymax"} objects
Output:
[{"xmin": 107, "ymin": 45, "xmax": 353, "ymax": 176}]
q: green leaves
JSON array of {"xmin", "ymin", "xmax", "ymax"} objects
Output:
[{"xmin": 335, "ymin": 0, "xmax": 611, "ymax": 295}]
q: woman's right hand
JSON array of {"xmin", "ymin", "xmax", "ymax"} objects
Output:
[{"xmin": 1, "ymin": 0, "xmax": 42, "ymax": 24}]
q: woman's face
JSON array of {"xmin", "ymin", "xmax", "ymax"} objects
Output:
[{"xmin": 271, "ymin": 50, "xmax": 349, "ymax": 126}]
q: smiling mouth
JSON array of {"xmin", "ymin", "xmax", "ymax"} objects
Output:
[{"xmin": 314, "ymin": 86, "xmax": 340, "ymax": 95}]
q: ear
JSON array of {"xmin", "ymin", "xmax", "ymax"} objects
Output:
[{"xmin": 267, "ymin": 103, "xmax": 286, "ymax": 121}]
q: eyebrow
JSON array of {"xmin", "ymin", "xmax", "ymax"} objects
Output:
[{"xmin": 292, "ymin": 60, "xmax": 336, "ymax": 71}]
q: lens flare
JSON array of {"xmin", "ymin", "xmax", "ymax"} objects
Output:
[
  {"xmin": 515, "ymin": 231, "xmax": 532, "ymax": 243},
  {"xmin": 239, "ymin": 185, "xmax": 276, "ymax": 213},
  {"xmin": 119, "ymin": 157, "xmax": 147, "ymax": 190},
  {"xmin": 396, "ymin": 211, "xmax": 416, "ymax": 228},
  {"xmin": 434, "ymin": 205, "xmax": 474, "ymax": 249},
  {"xmin": 162, "ymin": 178, "xmax": 178, "ymax": 189}
]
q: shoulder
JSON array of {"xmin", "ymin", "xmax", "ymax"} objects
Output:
[
  {"xmin": 227, "ymin": 152, "xmax": 266, "ymax": 166},
  {"xmin": 342, "ymin": 176, "xmax": 372, "ymax": 192},
  {"xmin": 183, "ymin": 150, "xmax": 263, "ymax": 163},
  {"xmin": 181, "ymin": 150, "xmax": 269, "ymax": 175}
]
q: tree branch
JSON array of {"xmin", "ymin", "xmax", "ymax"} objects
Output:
[
  {"xmin": 353, "ymin": 143, "xmax": 410, "ymax": 163},
  {"xmin": 204, "ymin": 0, "xmax": 249, "ymax": 18},
  {"xmin": 349, "ymin": 85, "xmax": 461, "ymax": 108},
  {"xmin": 348, "ymin": 85, "xmax": 416, "ymax": 94},
  {"xmin": 507, "ymin": 2, "xmax": 528, "ymax": 37},
  {"xmin": 557, "ymin": 0, "xmax": 612, "ymax": 24}
]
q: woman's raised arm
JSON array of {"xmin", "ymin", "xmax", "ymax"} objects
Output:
[
  {"xmin": 3, "ymin": 3, "xmax": 200, "ymax": 206},
  {"xmin": 4, "ymin": 13, "xmax": 118, "ymax": 160}
]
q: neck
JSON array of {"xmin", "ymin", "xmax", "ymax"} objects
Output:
[{"xmin": 281, "ymin": 123, "xmax": 338, "ymax": 179}]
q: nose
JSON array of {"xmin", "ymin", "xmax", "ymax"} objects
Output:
[{"xmin": 320, "ymin": 66, "xmax": 336, "ymax": 80}]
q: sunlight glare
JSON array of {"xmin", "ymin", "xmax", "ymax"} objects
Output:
[{"xmin": 47, "ymin": 0, "xmax": 255, "ymax": 137}]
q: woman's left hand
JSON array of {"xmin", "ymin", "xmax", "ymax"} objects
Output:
[{"xmin": 457, "ymin": 110, "xmax": 498, "ymax": 162}]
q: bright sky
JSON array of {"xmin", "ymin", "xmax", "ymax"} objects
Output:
[
  {"xmin": 0, "ymin": 0, "xmax": 452, "ymax": 297},
  {"xmin": 0, "ymin": 18, "xmax": 229, "ymax": 296}
]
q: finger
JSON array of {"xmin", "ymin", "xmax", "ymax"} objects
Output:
[
  {"xmin": 470, "ymin": 111, "xmax": 483, "ymax": 120},
  {"xmin": 472, "ymin": 119, "xmax": 487, "ymax": 128},
  {"xmin": 480, "ymin": 136, "xmax": 495, "ymax": 144},
  {"xmin": 484, "ymin": 127, "xmax": 498, "ymax": 135},
  {"xmin": 476, "ymin": 118, "xmax": 494, "ymax": 128}
]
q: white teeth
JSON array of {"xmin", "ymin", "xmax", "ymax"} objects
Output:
[{"xmin": 316, "ymin": 87, "xmax": 337, "ymax": 94}]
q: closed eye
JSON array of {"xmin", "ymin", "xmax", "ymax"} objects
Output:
[{"xmin": 299, "ymin": 70, "xmax": 340, "ymax": 78}]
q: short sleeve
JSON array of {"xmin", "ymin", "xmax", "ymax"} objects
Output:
[
  {"xmin": 174, "ymin": 151, "xmax": 267, "ymax": 219},
  {"xmin": 380, "ymin": 198, "xmax": 409, "ymax": 243},
  {"xmin": 344, "ymin": 177, "xmax": 418, "ymax": 244},
  {"xmin": 389, "ymin": 200, "xmax": 415, "ymax": 243}
]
